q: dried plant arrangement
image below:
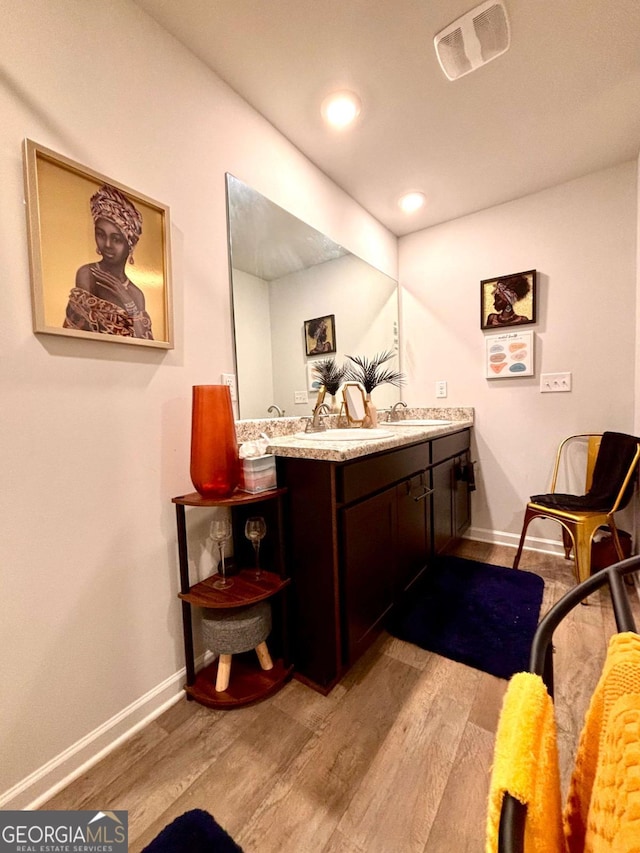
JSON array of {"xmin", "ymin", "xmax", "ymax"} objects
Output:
[
  {"xmin": 345, "ymin": 350, "xmax": 405, "ymax": 394},
  {"xmin": 312, "ymin": 357, "xmax": 347, "ymax": 395}
]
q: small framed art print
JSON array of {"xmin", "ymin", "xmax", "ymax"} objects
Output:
[{"xmin": 485, "ymin": 330, "xmax": 534, "ymax": 379}]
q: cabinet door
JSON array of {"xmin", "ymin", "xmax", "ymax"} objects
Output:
[
  {"xmin": 342, "ymin": 487, "xmax": 396, "ymax": 665},
  {"xmin": 453, "ymin": 451, "xmax": 471, "ymax": 538},
  {"xmin": 396, "ymin": 471, "xmax": 431, "ymax": 595},
  {"xmin": 432, "ymin": 459, "xmax": 454, "ymax": 554},
  {"xmin": 432, "ymin": 452, "xmax": 472, "ymax": 554}
]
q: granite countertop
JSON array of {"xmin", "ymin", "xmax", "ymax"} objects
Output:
[{"xmin": 236, "ymin": 407, "xmax": 474, "ymax": 463}]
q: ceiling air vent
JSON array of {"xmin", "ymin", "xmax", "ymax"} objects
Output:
[{"xmin": 434, "ymin": 0, "xmax": 510, "ymax": 81}]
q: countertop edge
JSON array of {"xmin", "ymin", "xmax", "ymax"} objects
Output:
[{"xmin": 265, "ymin": 419, "xmax": 474, "ymax": 463}]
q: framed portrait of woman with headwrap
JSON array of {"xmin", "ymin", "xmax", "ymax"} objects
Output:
[
  {"xmin": 480, "ymin": 269, "xmax": 536, "ymax": 331},
  {"xmin": 23, "ymin": 139, "xmax": 173, "ymax": 349},
  {"xmin": 304, "ymin": 314, "xmax": 336, "ymax": 356}
]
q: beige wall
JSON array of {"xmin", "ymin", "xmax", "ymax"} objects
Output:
[
  {"xmin": 0, "ymin": 0, "xmax": 396, "ymax": 807},
  {"xmin": 399, "ymin": 161, "xmax": 637, "ymax": 549}
]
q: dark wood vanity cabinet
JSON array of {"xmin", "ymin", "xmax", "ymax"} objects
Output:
[{"xmin": 279, "ymin": 427, "xmax": 470, "ymax": 693}]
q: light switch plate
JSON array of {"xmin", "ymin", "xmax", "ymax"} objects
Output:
[
  {"xmin": 294, "ymin": 391, "xmax": 308, "ymax": 404},
  {"xmin": 540, "ymin": 372, "xmax": 572, "ymax": 393}
]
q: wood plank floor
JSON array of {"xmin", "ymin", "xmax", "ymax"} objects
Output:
[{"xmin": 42, "ymin": 542, "xmax": 639, "ymax": 852}]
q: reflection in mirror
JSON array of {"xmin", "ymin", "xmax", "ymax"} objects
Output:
[{"xmin": 226, "ymin": 174, "xmax": 400, "ymax": 419}]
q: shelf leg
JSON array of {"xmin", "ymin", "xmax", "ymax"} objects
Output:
[
  {"xmin": 176, "ymin": 504, "xmax": 196, "ymax": 686},
  {"xmin": 181, "ymin": 601, "xmax": 196, "ymax": 686}
]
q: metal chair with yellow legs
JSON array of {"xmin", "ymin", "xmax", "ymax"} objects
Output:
[{"xmin": 513, "ymin": 432, "xmax": 640, "ymax": 585}]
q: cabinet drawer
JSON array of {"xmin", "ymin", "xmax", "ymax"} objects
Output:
[
  {"xmin": 338, "ymin": 442, "xmax": 429, "ymax": 504},
  {"xmin": 431, "ymin": 429, "xmax": 470, "ymax": 465}
]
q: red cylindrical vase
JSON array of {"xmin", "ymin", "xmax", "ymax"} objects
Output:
[{"xmin": 190, "ymin": 385, "xmax": 240, "ymax": 498}]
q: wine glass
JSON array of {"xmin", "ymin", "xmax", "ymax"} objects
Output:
[
  {"xmin": 244, "ymin": 516, "xmax": 267, "ymax": 580},
  {"xmin": 211, "ymin": 518, "xmax": 233, "ymax": 590}
]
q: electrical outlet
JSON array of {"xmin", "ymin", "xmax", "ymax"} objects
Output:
[
  {"xmin": 435, "ymin": 380, "xmax": 448, "ymax": 399},
  {"xmin": 221, "ymin": 373, "xmax": 237, "ymax": 402},
  {"xmin": 294, "ymin": 391, "xmax": 308, "ymax": 404},
  {"xmin": 540, "ymin": 372, "xmax": 572, "ymax": 393}
]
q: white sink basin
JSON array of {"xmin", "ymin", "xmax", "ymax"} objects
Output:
[
  {"xmin": 294, "ymin": 428, "xmax": 394, "ymax": 441},
  {"xmin": 387, "ymin": 419, "xmax": 452, "ymax": 426}
]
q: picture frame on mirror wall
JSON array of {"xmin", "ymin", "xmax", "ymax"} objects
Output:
[
  {"xmin": 306, "ymin": 363, "xmax": 324, "ymax": 394},
  {"xmin": 304, "ymin": 313, "xmax": 336, "ymax": 356},
  {"xmin": 23, "ymin": 139, "xmax": 174, "ymax": 349},
  {"xmin": 480, "ymin": 269, "xmax": 536, "ymax": 331}
]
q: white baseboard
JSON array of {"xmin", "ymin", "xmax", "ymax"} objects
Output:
[
  {"xmin": 0, "ymin": 653, "xmax": 211, "ymax": 811},
  {"xmin": 463, "ymin": 525, "xmax": 566, "ymax": 557}
]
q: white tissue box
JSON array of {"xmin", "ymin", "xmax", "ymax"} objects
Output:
[{"xmin": 240, "ymin": 454, "xmax": 277, "ymax": 493}]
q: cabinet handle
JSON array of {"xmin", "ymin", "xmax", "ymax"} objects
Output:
[{"xmin": 414, "ymin": 486, "xmax": 434, "ymax": 502}]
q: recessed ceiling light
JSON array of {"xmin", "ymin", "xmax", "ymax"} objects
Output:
[
  {"xmin": 321, "ymin": 91, "xmax": 362, "ymax": 129},
  {"xmin": 398, "ymin": 192, "xmax": 426, "ymax": 213}
]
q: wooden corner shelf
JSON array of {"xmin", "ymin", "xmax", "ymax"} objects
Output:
[
  {"xmin": 172, "ymin": 487, "xmax": 287, "ymax": 508},
  {"xmin": 185, "ymin": 656, "xmax": 293, "ymax": 709},
  {"xmin": 179, "ymin": 570, "xmax": 290, "ymax": 608},
  {"xmin": 172, "ymin": 484, "xmax": 291, "ymax": 709}
]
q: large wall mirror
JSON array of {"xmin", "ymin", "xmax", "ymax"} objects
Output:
[{"xmin": 226, "ymin": 174, "xmax": 401, "ymax": 420}]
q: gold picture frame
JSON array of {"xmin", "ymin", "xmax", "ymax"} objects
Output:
[{"xmin": 23, "ymin": 139, "xmax": 173, "ymax": 349}]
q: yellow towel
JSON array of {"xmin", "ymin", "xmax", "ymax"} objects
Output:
[
  {"xmin": 486, "ymin": 671, "xmax": 566, "ymax": 853},
  {"xmin": 564, "ymin": 632, "xmax": 640, "ymax": 853}
]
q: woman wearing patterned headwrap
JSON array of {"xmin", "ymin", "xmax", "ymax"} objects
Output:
[
  {"xmin": 486, "ymin": 274, "xmax": 531, "ymax": 327},
  {"xmin": 307, "ymin": 317, "xmax": 332, "ymax": 354},
  {"xmin": 64, "ymin": 184, "xmax": 153, "ymax": 339}
]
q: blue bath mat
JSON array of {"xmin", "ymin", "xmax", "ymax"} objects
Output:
[{"xmin": 387, "ymin": 555, "xmax": 545, "ymax": 680}]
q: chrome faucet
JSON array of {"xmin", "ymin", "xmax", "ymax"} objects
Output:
[
  {"xmin": 388, "ymin": 400, "xmax": 408, "ymax": 421},
  {"xmin": 304, "ymin": 403, "xmax": 330, "ymax": 433},
  {"xmin": 267, "ymin": 405, "xmax": 284, "ymax": 418}
]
